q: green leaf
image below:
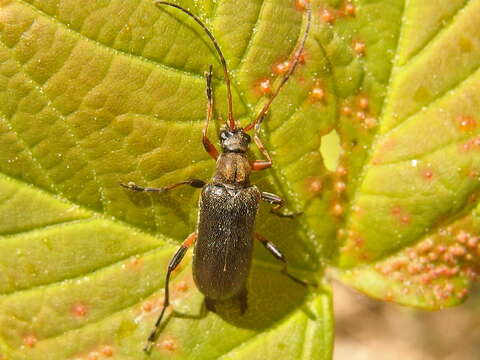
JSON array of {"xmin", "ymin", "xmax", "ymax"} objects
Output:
[
  {"xmin": 0, "ymin": 0, "xmax": 332, "ymax": 359},
  {"xmin": 334, "ymin": 0, "xmax": 480, "ymax": 310}
]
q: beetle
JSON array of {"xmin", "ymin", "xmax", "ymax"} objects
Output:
[{"xmin": 121, "ymin": 1, "xmax": 312, "ymax": 353}]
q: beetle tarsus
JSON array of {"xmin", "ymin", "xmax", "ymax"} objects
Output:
[
  {"xmin": 261, "ymin": 191, "xmax": 301, "ymax": 218},
  {"xmin": 270, "ymin": 206, "xmax": 303, "ymax": 218},
  {"xmin": 256, "ymin": 233, "xmax": 313, "ymax": 287},
  {"xmin": 121, "ymin": 179, "xmax": 205, "ymax": 193},
  {"xmin": 144, "ymin": 233, "xmax": 197, "ymax": 353}
]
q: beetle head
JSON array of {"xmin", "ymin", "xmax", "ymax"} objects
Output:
[{"xmin": 219, "ymin": 128, "xmax": 251, "ymax": 153}]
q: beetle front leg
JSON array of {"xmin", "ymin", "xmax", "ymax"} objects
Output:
[
  {"xmin": 144, "ymin": 232, "xmax": 197, "ymax": 354},
  {"xmin": 250, "ymin": 124, "xmax": 272, "ymax": 171},
  {"xmin": 121, "ymin": 179, "xmax": 205, "ymax": 193},
  {"xmin": 261, "ymin": 191, "xmax": 302, "ymax": 218},
  {"xmin": 255, "ymin": 233, "xmax": 308, "ymax": 286}
]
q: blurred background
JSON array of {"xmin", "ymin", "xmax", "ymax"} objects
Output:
[{"xmin": 334, "ymin": 282, "xmax": 480, "ymax": 360}]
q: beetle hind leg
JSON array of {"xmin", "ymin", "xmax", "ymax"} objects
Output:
[
  {"xmin": 204, "ymin": 297, "xmax": 217, "ymax": 313},
  {"xmin": 255, "ymin": 232, "xmax": 312, "ymax": 287},
  {"xmin": 237, "ymin": 286, "xmax": 248, "ymax": 315},
  {"xmin": 261, "ymin": 191, "xmax": 303, "ymax": 218},
  {"xmin": 144, "ymin": 232, "xmax": 197, "ymax": 354}
]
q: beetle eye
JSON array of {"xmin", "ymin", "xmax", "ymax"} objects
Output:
[
  {"xmin": 220, "ymin": 131, "xmax": 228, "ymax": 140},
  {"xmin": 244, "ymin": 133, "xmax": 251, "ymax": 143}
]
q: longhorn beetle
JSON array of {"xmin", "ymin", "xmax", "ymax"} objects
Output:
[{"xmin": 121, "ymin": 1, "xmax": 312, "ymax": 353}]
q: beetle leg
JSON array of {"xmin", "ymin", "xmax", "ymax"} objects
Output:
[
  {"xmin": 261, "ymin": 191, "xmax": 302, "ymax": 218},
  {"xmin": 237, "ymin": 286, "xmax": 248, "ymax": 315},
  {"xmin": 144, "ymin": 232, "xmax": 197, "ymax": 354},
  {"xmin": 121, "ymin": 179, "xmax": 205, "ymax": 193},
  {"xmin": 202, "ymin": 65, "xmax": 220, "ymax": 160},
  {"xmin": 204, "ymin": 297, "xmax": 216, "ymax": 313},
  {"xmin": 250, "ymin": 128, "xmax": 272, "ymax": 171},
  {"xmin": 255, "ymin": 233, "xmax": 308, "ymax": 287}
]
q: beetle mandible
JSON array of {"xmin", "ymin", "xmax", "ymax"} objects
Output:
[{"xmin": 121, "ymin": 1, "xmax": 312, "ymax": 353}]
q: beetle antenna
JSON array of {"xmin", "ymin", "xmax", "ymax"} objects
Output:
[
  {"xmin": 243, "ymin": 5, "xmax": 312, "ymax": 132},
  {"xmin": 155, "ymin": 1, "xmax": 236, "ymax": 130}
]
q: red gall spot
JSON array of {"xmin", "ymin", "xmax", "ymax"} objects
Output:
[
  {"xmin": 336, "ymin": 165, "xmax": 348, "ymax": 176},
  {"xmin": 311, "ymin": 86, "xmax": 325, "ymax": 101},
  {"xmin": 456, "ymin": 115, "xmax": 477, "ymax": 132},
  {"xmin": 306, "ymin": 177, "xmax": 322, "ymax": 194},
  {"xmin": 356, "ymin": 111, "xmax": 366, "ymax": 121},
  {"xmin": 341, "ymin": 105, "xmax": 352, "ymax": 116},
  {"xmin": 419, "ymin": 274, "xmax": 432, "ymax": 284},
  {"xmin": 334, "ymin": 181, "xmax": 346, "ymax": 193},
  {"xmin": 142, "ymin": 301, "xmax": 154, "ymax": 312},
  {"xmin": 461, "ymin": 141, "xmax": 472, "ymax": 152},
  {"xmin": 332, "ymin": 203, "xmax": 344, "ymax": 216},
  {"xmin": 418, "ymin": 238, "xmax": 434, "ymax": 253},
  {"xmin": 372, "ymin": 157, "xmax": 381, "ymax": 165},
  {"xmin": 400, "ymin": 214, "xmax": 411, "ymax": 225},
  {"xmin": 380, "ymin": 264, "xmax": 392, "ymax": 275},
  {"xmin": 445, "ymin": 283, "xmax": 455, "ymax": 292},
  {"xmin": 407, "ymin": 249, "xmax": 417, "ymax": 259},
  {"xmin": 456, "ymin": 230, "xmax": 469, "ymax": 243},
  {"xmin": 257, "ymin": 79, "xmax": 271, "ymax": 95},
  {"xmin": 464, "ymin": 267, "xmax": 478, "ymax": 280},
  {"xmin": 295, "ymin": 0, "xmax": 309, "ymax": 11},
  {"xmin": 344, "ymin": 2, "xmax": 356, "ymax": 16},
  {"xmin": 358, "ymin": 96, "xmax": 369, "ymax": 110},
  {"xmin": 474, "ymin": 137, "xmax": 480, "ymax": 147},
  {"xmin": 127, "ymin": 256, "xmax": 142, "ymax": 269},
  {"xmin": 449, "ymin": 266, "xmax": 460, "ymax": 276},
  {"xmin": 432, "ymin": 265, "xmax": 448, "ymax": 278},
  {"xmin": 176, "ymin": 280, "xmax": 189, "ymax": 292},
  {"xmin": 352, "ymin": 234, "xmax": 364, "ymax": 246},
  {"xmin": 23, "ymin": 335, "xmax": 37, "ymax": 348},
  {"xmin": 160, "ymin": 339, "xmax": 177, "ymax": 352},
  {"xmin": 467, "ymin": 237, "xmax": 478, "ymax": 248},
  {"xmin": 467, "ymin": 170, "xmax": 479, "ymax": 179},
  {"xmin": 391, "ymin": 206, "xmax": 402, "ymax": 216},
  {"xmin": 87, "ymin": 353, "xmax": 100, "ymax": 360},
  {"xmin": 443, "ymin": 252, "xmax": 456, "ymax": 265},
  {"xmin": 423, "ymin": 170, "xmax": 433, "ymax": 179},
  {"xmin": 321, "ymin": 8, "xmax": 336, "ymax": 24},
  {"xmin": 353, "ymin": 40, "xmax": 366, "ymax": 56},
  {"xmin": 364, "ymin": 117, "xmax": 377, "ymax": 129},
  {"xmin": 458, "ymin": 288, "xmax": 469, "ymax": 299},
  {"xmin": 419, "ymin": 256, "xmax": 429, "ymax": 265},
  {"xmin": 273, "ymin": 60, "xmax": 291, "ymax": 75},
  {"xmin": 391, "ymin": 258, "xmax": 407, "ymax": 270},
  {"xmin": 436, "ymin": 244, "xmax": 447, "ymax": 253},
  {"xmin": 72, "ymin": 303, "xmax": 88, "ymax": 318},
  {"xmin": 433, "ymin": 285, "xmax": 446, "ymax": 299},
  {"xmin": 102, "ymin": 345, "xmax": 114, "ymax": 357},
  {"xmin": 450, "ymin": 245, "xmax": 466, "ymax": 257}
]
